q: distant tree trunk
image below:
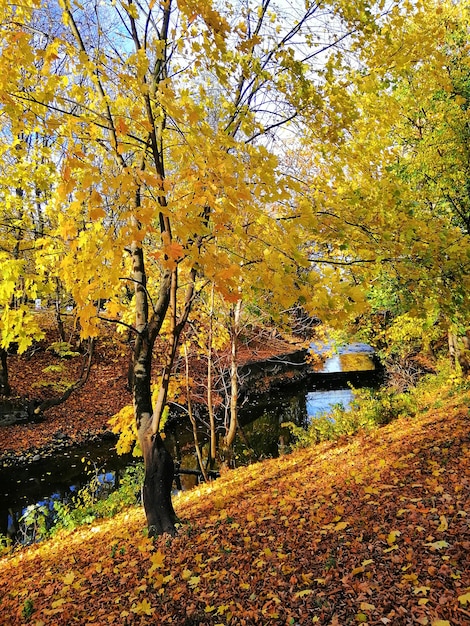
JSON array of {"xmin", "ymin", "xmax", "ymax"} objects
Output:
[
  {"xmin": 448, "ymin": 330, "xmax": 459, "ymax": 369},
  {"xmin": 222, "ymin": 300, "xmax": 242, "ymax": 464},
  {"xmin": 184, "ymin": 344, "xmax": 208, "ymax": 482},
  {"xmin": 448, "ymin": 329, "xmax": 470, "ymax": 375},
  {"xmin": 54, "ymin": 279, "xmax": 66, "ymax": 342},
  {"xmin": 207, "ymin": 285, "xmax": 217, "ymax": 469},
  {"xmin": 0, "ymin": 349, "xmax": 10, "ymax": 396}
]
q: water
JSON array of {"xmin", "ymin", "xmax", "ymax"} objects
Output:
[
  {"xmin": 0, "ymin": 344, "xmax": 378, "ymax": 539},
  {"xmin": 306, "ymin": 388, "xmax": 354, "ymax": 417},
  {"xmin": 0, "ymin": 441, "xmax": 134, "ymax": 541}
]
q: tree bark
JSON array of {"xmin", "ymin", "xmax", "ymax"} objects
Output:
[
  {"xmin": 0, "ymin": 349, "xmax": 10, "ymax": 396},
  {"xmin": 131, "ymin": 238, "xmax": 181, "ymax": 536},
  {"xmin": 206, "ymin": 285, "xmax": 217, "ymax": 469},
  {"xmin": 141, "ymin": 431, "xmax": 179, "ymax": 537},
  {"xmin": 222, "ymin": 300, "xmax": 242, "ymax": 463}
]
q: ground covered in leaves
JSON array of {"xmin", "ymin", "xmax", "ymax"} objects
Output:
[{"xmin": 0, "ymin": 389, "xmax": 469, "ymax": 625}]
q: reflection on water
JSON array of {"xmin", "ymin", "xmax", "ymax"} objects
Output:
[
  {"xmin": 312, "ymin": 341, "xmax": 376, "ymax": 373},
  {"xmin": 323, "ymin": 353, "xmax": 375, "ymax": 373},
  {"xmin": 306, "ymin": 388, "xmax": 354, "ymax": 419}
]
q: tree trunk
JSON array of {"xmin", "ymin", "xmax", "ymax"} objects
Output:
[
  {"xmin": 222, "ymin": 300, "xmax": 242, "ymax": 463},
  {"xmin": 54, "ymin": 279, "xmax": 66, "ymax": 342},
  {"xmin": 0, "ymin": 349, "xmax": 10, "ymax": 396},
  {"xmin": 448, "ymin": 330, "xmax": 459, "ymax": 369},
  {"xmin": 184, "ymin": 344, "xmax": 208, "ymax": 482},
  {"xmin": 141, "ymin": 431, "xmax": 179, "ymax": 537},
  {"xmin": 207, "ymin": 285, "xmax": 217, "ymax": 468},
  {"xmin": 134, "ymin": 328, "xmax": 178, "ymax": 537},
  {"xmin": 131, "ymin": 237, "xmax": 180, "ymax": 536}
]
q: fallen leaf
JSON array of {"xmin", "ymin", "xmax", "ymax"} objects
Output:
[
  {"xmin": 458, "ymin": 591, "xmax": 470, "ymax": 606},
  {"xmin": 131, "ymin": 599, "xmax": 154, "ymax": 616}
]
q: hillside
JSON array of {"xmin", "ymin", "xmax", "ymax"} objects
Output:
[{"xmin": 0, "ymin": 387, "xmax": 469, "ymax": 625}]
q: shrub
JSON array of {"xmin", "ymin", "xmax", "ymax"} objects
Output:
[
  {"xmin": 283, "ymin": 385, "xmax": 418, "ymax": 449},
  {"xmin": 52, "ymin": 463, "xmax": 144, "ymax": 533},
  {"xmin": 284, "ymin": 358, "xmax": 470, "ymax": 451}
]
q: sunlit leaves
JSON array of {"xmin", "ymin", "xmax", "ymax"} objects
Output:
[
  {"xmin": 131, "ymin": 598, "xmax": 154, "ymax": 616},
  {"xmin": 1, "ymin": 387, "xmax": 469, "ymax": 623},
  {"xmin": 458, "ymin": 591, "xmax": 470, "ymax": 606}
]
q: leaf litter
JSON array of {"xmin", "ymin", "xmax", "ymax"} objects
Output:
[{"xmin": 0, "ymin": 393, "xmax": 469, "ymax": 624}]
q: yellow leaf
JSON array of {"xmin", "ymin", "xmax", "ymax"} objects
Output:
[
  {"xmin": 458, "ymin": 591, "xmax": 470, "ymax": 606},
  {"xmin": 437, "ymin": 515, "xmax": 448, "ymax": 532},
  {"xmin": 131, "ymin": 599, "xmax": 153, "ymax": 616},
  {"xmin": 334, "ymin": 521, "xmax": 348, "ymax": 531},
  {"xmin": 425, "ymin": 540, "xmax": 449, "ymax": 550},
  {"xmin": 89, "ymin": 206, "xmax": 106, "ymax": 220},
  {"xmin": 387, "ymin": 530, "xmax": 401, "ymax": 545},
  {"xmin": 188, "ymin": 575, "xmax": 200, "ymax": 588},
  {"xmin": 63, "ymin": 572, "xmax": 75, "ymax": 585},
  {"xmin": 360, "ymin": 602, "xmax": 375, "ymax": 611},
  {"xmin": 149, "ymin": 550, "xmax": 165, "ymax": 571},
  {"xmin": 431, "ymin": 621, "xmax": 450, "ymax": 626},
  {"xmin": 383, "ymin": 545, "xmax": 398, "ymax": 553},
  {"xmin": 296, "ymin": 589, "xmax": 314, "ymax": 598}
]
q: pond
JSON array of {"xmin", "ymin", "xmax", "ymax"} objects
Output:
[{"xmin": 0, "ymin": 344, "xmax": 379, "ymax": 540}]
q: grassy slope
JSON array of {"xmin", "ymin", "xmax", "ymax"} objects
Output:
[{"xmin": 0, "ymin": 389, "xmax": 469, "ymax": 625}]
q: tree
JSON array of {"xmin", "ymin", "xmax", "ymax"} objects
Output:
[
  {"xmin": 0, "ymin": 131, "xmax": 56, "ymax": 393},
  {"xmin": 291, "ymin": 0, "xmax": 470, "ymax": 366},
  {"xmin": 0, "ymin": 0, "xmax": 392, "ymax": 536}
]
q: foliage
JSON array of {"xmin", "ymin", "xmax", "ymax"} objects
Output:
[
  {"xmin": 46, "ymin": 342, "xmax": 80, "ymax": 359},
  {"xmin": 21, "ymin": 599, "xmax": 34, "ymax": 621},
  {"xmin": 0, "ymin": 0, "xmax": 416, "ymax": 448},
  {"xmin": 298, "ymin": 0, "xmax": 470, "ymax": 346},
  {"xmin": 285, "ymin": 358, "xmax": 470, "ymax": 451},
  {"xmin": 283, "ymin": 384, "xmax": 420, "ymax": 448},
  {"xmin": 0, "ymin": 389, "xmax": 469, "ymax": 624},
  {"xmin": 51, "ymin": 463, "xmax": 144, "ymax": 536},
  {"xmin": 31, "ymin": 362, "xmax": 76, "ymax": 393}
]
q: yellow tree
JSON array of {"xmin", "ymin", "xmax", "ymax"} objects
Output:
[
  {"xmin": 293, "ymin": 0, "xmax": 470, "ymax": 362},
  {"xmin": 0, "ymin": 0, "xmax": 385, "ymax": 535},
  {"xmin": 0, "ymin": 129, "xmax": 57, "ymax": 394}
]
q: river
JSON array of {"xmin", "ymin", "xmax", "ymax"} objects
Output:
[{"xmin": 0, "ymin": 344, "xmax": 379, "ymax": 540}]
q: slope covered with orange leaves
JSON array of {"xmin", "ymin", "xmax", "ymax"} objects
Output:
[{"xmin": 0, "ymin": 390, "xmax": 469, "ymax": 625}]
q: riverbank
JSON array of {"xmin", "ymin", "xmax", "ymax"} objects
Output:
[
  {"xmin": 0, "ymin": 330, "xmax": 307, "ymax": 467},
  {"xmin": 1, "ymin": 384, "xmax": 469, "ymax": 625}
]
